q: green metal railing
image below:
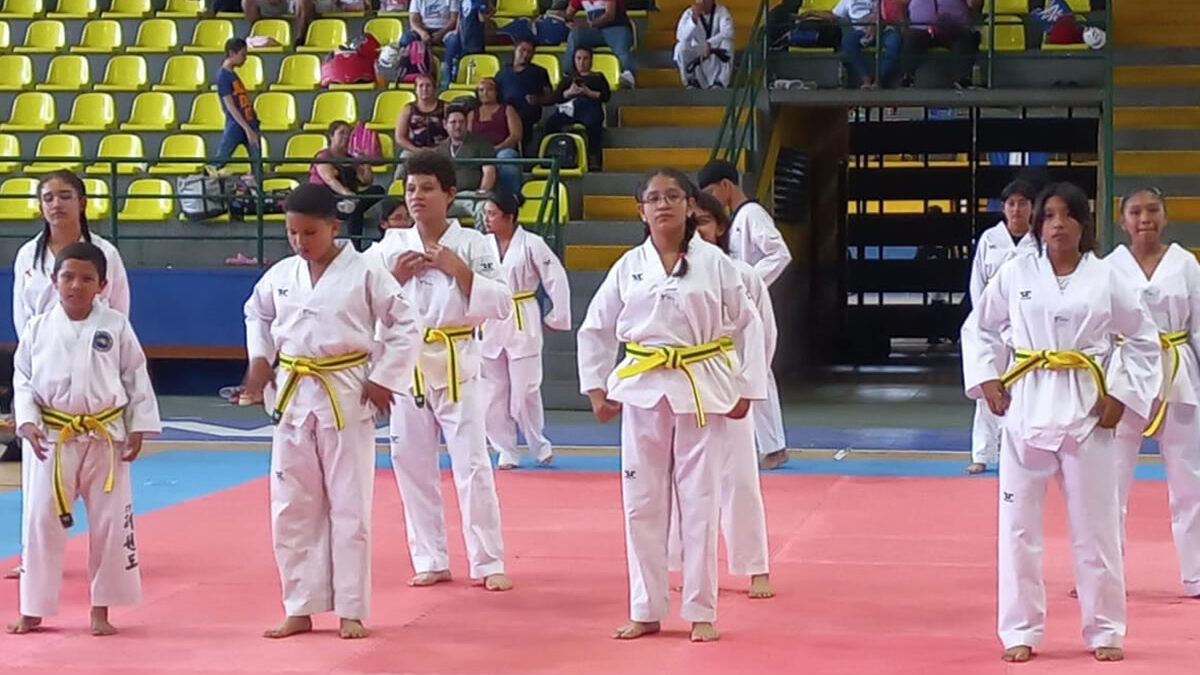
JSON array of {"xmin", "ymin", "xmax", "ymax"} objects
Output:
[
  {"xmin": 0, "ymin": 155, "xmax": 565, "ymax": 264},
  {"xmin": 710, "ymin": 0, "xmax": 770, "ymax": 168}
]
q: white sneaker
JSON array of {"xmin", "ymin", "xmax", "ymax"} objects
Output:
[{"xmin": 619, "ymin": 70, "xmax": 636, "ymax": 89}]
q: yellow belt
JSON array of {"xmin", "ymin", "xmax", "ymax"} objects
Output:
[
  {"xmin": 616, "ymin": 337, "xmax": 734, "ymax": 428},
  {"xmin": 1144, "ymin": 330, "xmax": 1189, "ymax": 438},
  {"xmin": 512, "ymin": 291, "xmax": 538, "ymax": 331},
  {"xmin": 273, "ymin": 352, "xmax": 370, "ymax": 430},
  {"xmin": 412, "ymin": 325, "xmax": 475, "ymax": 406},
  {"xmin": 1002, "ymin": 349, "xmax": 1107, "ymax": 402},
  {"xmin": 41, "ymin": 406, "xmax": 124, "ymax": 529}
]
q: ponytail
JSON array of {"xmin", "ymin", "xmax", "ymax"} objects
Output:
[
  {"xmin": 635, "ymin": 167, "xmax": 700, "ymax": 278},
  {"xmin": 34, "ymin": 170, "xmax": 91, "ymax": 273}
]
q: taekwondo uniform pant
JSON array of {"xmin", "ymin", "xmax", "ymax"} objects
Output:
[
  {"xmin": 270, "ymin": 412, "xmax": 376, "ymax": 620},
  {"xmin": 972, "ymin": 400, "xmax": 1002, "ymax": 465},
  {"xmin": 667, "ymin": 414, "xmax": 770, "ymax": 577},
  {"xmin": 997, "ymin": 428, "xmax": 1125, "ymax": 650},
  {"xmin": 1115, "ymin": 402, "xmax": 1200, "ymax": 596},
  {"xmin": 752, "ymin": 370, "xmax": 786, "ymax": 457},
  {"xmin": 622, "ymin": 399, "xmax": 727, "ymax": 623},
  {"xmin": 482, "ymin": 351, "xmax": 553, "ymax": 466},
  {"xmin": 21, "ymin": 437, "xmax": 140, "ymax": 617},
  {"xmin": 391, "ymin": 376, "xmax": 506, "ymax": 579}
]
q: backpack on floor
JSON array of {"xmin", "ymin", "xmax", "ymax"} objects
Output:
[
  {"xmin": 542, "ymin": 133, "xmax": 580, "ymax": 172},
  {"xmin": 178, "ymin": 174, "xmax": 231, "ymax": 221}
]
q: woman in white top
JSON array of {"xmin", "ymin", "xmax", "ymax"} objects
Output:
[
  {"xmin": 577, "ymin": 168, "xmax": 767, "ymax": 643},
  {"xmin": 1106, "ymin": 188, "xmax": 1200, "ymax": 598},
  {"xmin": 674, "ymin": 0, "xmax": 735, "ymax": 88},
  {"xmin": 7, "ymin": 171, "xmax": 131, "ymax": 580},
  {"xmin": 479, "ymin": 192, "xmax": 571, "ymax": 469},
  {"xmin": 962, "ymin": 182, "xmax": 1161, "ymax": 663}
]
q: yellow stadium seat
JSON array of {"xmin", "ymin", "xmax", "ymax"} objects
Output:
[
  {"xmin": 0, "ymin": 21, "xmax": 9, "ymax": 49},
  {"xmin": 0, "ymin": 0, "xmax": 42, "ymax": 18},
  {"xmin": 297, "ymin": 18, "xmax": 348, "ymax": 54},
  {"xmin": 368, "ymin": 90, "xmax": 415, "ymax": 131},
  {"xmin": 0, "ymin": 92, "xmax": 55, "ymax": 131},
  {"xmin": 149, "ymin": 134, "xmax": 207, "ymax": 175},
  {"xmin": 157, "ymin": 0, "xmax": 201, "ymax": 17},
  {"xmin": 532, "ymin": 53, "xmax": 561, "ymax": 89},
  {"xmin": 1065, "ymin": 0, "xmax": 1089, "ymax": 11},
  {"xmin": 260, "ymin": 178, "xmax": 299, "ymax": 221},
  {"xmin": 81, "ymin": 178, "xmax": 112, "ymax": 220},
  {"xmin": 0, "ymin": 55, "xmax": 34, "ymax": 91},
  {"xmin": 14, "ymin": 20, "xmax": 66, "ymax": 54},
  {"xmin": 25, "ymin": 133, "xmax": 83, "ymax": 173},
  {"xmin": 439, "ymin": 89, "xmax": 476, "ymax": 105},
  {"xmin": 254, "ymin": 92, "xmax": 298, "ymax": 131},
  {"xmin": 276, "ymin": 134, "xmax": 329, "ymax": 174},
  {"xmin": 533, "ymin": 133, "xmax": 587, "ymax": 178},
  {"xmin": 592, "ymin": 53, "xmax": 621, "ymax": 90},
  {"xmin": 365, "ymin": 17, "xmax": 404, "ymax": 46},
  {"xmin": 450, "ymin": 53, "xmax": 501, "ymax": 91},
  {"xmin": 183, "ymin": 19, "xmax": 233, "ymax": 53},
  {"xmin": 48, "ymin": 0, "xmax": 96, "ymax": 18},
  {"xmin": 127, "ymin": 18, "xmax": 178, "ymax": 53},
  {"xmin": 94, "ymin": 54, "xmax": 149, "ymax": 92},
  {"xmin": 101, "ymin": 0, "xmax": 151, "ymax": 17},
  {"xmin": 0, "ymin": 178, "xmax": 39, "ymax": 221},
  {"xmin": 234, "ymin": 55, "xmax": 264, "ymax": 91},
  {"xmin": 519, "ymin": 181, "xmax": 569, "ymax": 226},
  {"xmin": 36, "ymin": 54, "xmax": 89, "ymax": 91},
  {"xmin": 180, "ymin": 92, "xmax": 223, "ymax": 131},
  {"xmin": 249, "ymin": 18, "xmax": 290, "ymax": 53},
  {"xmin": 387, "ymin": 180, "xmax": 404, "ymax": 195},
  {"xmin": 0, "ymin": 134, "xmax": 21, "ymax": 173},
  {"xmin": 60, "ymin": 92, "xmax": 115, "ymax": 131},
  {"xmin": 270, "ymin": 54, "xmax": 321, "ymax": 92},
  {"xmin": 496, "ymin": 0, "xmax": 537, "ymax": 16},
  {"xmin": 153, "ymin": 54, "xmax": 206, "ymax": 92},
  {"xmin": 225, "ymin": 137, "xmax": 271, "ymax": 174},
  {"xmin": 118, "ymin": 178, "xmax": 173, "ymax": 222},
  {"xmin": 982, "ymin": 21, "xmax": 1026, "ymax": 51},
  {"xmin": 85, "ymin": 134, "xmax": 146, "ymax": 175},
  {"xmin": 119, "ymin": 91, "xmax": 177, "ymax": 131},
  {"xmin": 70, "ymin": 19, "xmax": 122, "ymax": 53},
  {"xmin": 375, "ymin": 134, "xmax": 394, "ymax": 174},
  {"xmin": 803, "ymin": 0, "xmax": 839, "ymax": 10},
  {"xmin": 984, "ymin": 0, "xmax": 1028, "ymax": 13},
  {"xmin": 302, "ymin": 91, "xmax": 357, "ymax": 131}
]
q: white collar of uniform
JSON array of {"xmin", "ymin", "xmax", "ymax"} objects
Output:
[{"xmin": 636, "ymin": 232, "xmax": 703, "ymax": 278}]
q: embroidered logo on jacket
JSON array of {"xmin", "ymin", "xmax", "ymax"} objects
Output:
[
  {"xmin": 632, "ymin": 273, "xmax": 643, "ymax": 281},
  {"xmin": 92, "ymin": 330, "xmax": 114, "ymax": 352},
  {"xmin": 1019, "ymin": 290, "xmax": 1032, "ymax": 300}
]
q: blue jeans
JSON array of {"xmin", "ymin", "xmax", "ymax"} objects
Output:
[
  {"xmin": 495, "ymin": 147, "xmax": 522, "ymax": 197},
  {"xmin": 841, "ymin": 27, "xmax": 901, "ymax": 86},
  {"xmin": 562, "ymin": 25, "xmax": 635, "ymax": 75},
  {"xmin": 214, "ymin": 122, "xmax": 261, "ymax": 170}
]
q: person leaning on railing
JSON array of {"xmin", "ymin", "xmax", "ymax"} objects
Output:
[{"xmin": 310, "ymin": 121, "xmax": 387, "ymax": 251}]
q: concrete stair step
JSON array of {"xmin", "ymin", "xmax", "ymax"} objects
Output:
[
  {"xmin": 1114, "ymin": 47, "xmax": 1200, "ymax": 67},
  {"xmin": 565, "ymin": 244, "xmax": 635, "ymax": 271},
  {"xmin": 612, "ymin": 89, "xmax": 734, "ymax": 106},
  {"xmin": 1114, "ymin": 106, "xmax": 1200, "ymax": 130},
  {"xmin": 1114, "ymin": 65, "xmax": 1200, "ymax": 87},
  {"xmin": 636, "ymin": 67, "xmax": 684, "ymax": 89},
  {"xmin": 1113, "ymin": 87, "xmax": 1200, "ymax": 107},
  {"xmin": 1115, "ymin": 150, "xmax": 1200, "ymax": 176},
  {"xmin": 1155, "ymin": 197, "xmax": 1200, "ymax": 223},
  {"xmin": 584, "ymin": 194, "xmax": 639, "ymax": 220},
  {"xmin": 1114, "ymin": 3, "xmax": 1200, "ymax": 49},
  {"xmin": 633, "ymin": 50, "xmax": 685, "ymax": 69},
  {"xmin": 607, "ymin": 126, "xmax": 719, "ymax": 148},
  {"xmin": 1114, "ymin": 175, "xmax": 1200, "ymax": 196},
  {"xmin": 583, "ymin": 171, "xmax": 657, "ymax": 194},
  {"xmin": 562, "ymin": 219, "xmax": 645, "ymax": 246},
  {"xmin": 620, "ymin": 105, "xmax": 728, "ymax": 127},
  {"xmin": 1113, "ymin": 128, "xmax": 1200, "ymax": 151},
  {"xmin": 603, "ymin": 147, "xmax": 719, "ymax": 172}
]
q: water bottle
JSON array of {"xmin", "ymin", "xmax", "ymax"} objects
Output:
[{"xmin": 467, "ymin": 58, "xmax": 477, "ymax": 84}]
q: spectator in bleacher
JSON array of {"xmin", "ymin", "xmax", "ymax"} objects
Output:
[
  {"xmin": 213, "ymin": 38, "xmax": 262, "ymax": 171},
  {"xmin": 240, "ymin": 0, "xmax": 330, "ymax": 48},
  {"xmin": 310, "ymin": 121, "xmax": 387, "ymax": 250},
  {"xmin": 470, "ymin": 77, "xmax": 525, "ymax": 197},
  {"xmin": 545, "ymin": 47, "xmax": 611, "ymax": 171},
  {"xmin": 496, "ymin": 38, "xmax": 556, "ymax": 154},
  {"xmin": 802, "ymin": 0, "xmax": 903, "ymax": 88},
  {"xmin": 437, "ymin": 107, "xmax": 497, "ymax": 225},
  {"xmin": 673, "ymin": 0, "xmax": 734, "ymax": 89},
  {"xmin": 377, "ymin": 197, "xmax": 413, "ymax": 234},
  {"xmin": 393, "ymin": 73, "xmax": 449, "ymax": 180},
  {"xmin": 897, "ymin": 0, "xmax": 982, "ymax": 89},
  {"xmin": 562, "ymin": 0, "xmax": 637, "ymax": 89},
  {"xmin": 402, "ymin": 0, "xmax": 481, "ymax": 88}
]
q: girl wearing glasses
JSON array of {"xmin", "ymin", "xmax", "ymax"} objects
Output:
[
  {"xmin": 577, "ymin": 168, "xmax": 767, "ymax": 643},
  {"xmin": 1106, "ymin": 188, "xmax": 1200, "ymax": 599},
  {"xmin": 962, "ymin": 182, "xmax": 1161, "ymax": 663}
]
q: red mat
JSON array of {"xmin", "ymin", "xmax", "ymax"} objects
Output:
[{"xmin": 3, "ymin": 470, "xmax": 1199, "ymax": 674}]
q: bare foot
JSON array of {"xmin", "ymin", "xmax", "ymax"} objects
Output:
[
  {"xmin": 538, "ymin": 454, "xmax": 554, "ymax": 466},
  {"xmin": 339, "ymin": 618, "xmax": 368, "ymax": 639},
  {"xmin": 749, "ymin": 573, "xmax": 775, "ymax": 599},
  {"xmin": 6, "ymin": 616, "xmax": 41, "ymax": 634},
  {"xmin": 408, "ymin": 570, "xmax": 452, "ymax": 587},
  {"xmin": 497, "ymin": 463, "xmax": 516, "ymax": 470},
  {"xmin": 1002, "ymin": 645, "xmax": 1033, "ymax": 662},
  {"xmin": 263, "ymin": 615, "xmax": 313, "ymax": 639},
  {"xmin": 1095, "ymin": 647, "xmax": 1124, "ymax": 662},
  {"xmin": 760, "ymin": 450, "xmax": 789, "ymax": 470},
  {"xmin": 484, "ymin": 573, "xmax": 513, "ymax": 591},
  {"xmin": 965, "ymin": 462, "xmax": 986, "ymax": 474},
  {"xmin": 4, "ymin": 566, "xmax": 19, "ymax": 580},
  {"xmin": 611, "ymin": 621, "xmax": 660, "ymax": 640},
  {"xmin": 690, "ymin": 621, "xmax": 719, "ymax": 642},
  {"xmin": 90, "ymin": 607, "xmax": 117, "ymax": 636}
]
